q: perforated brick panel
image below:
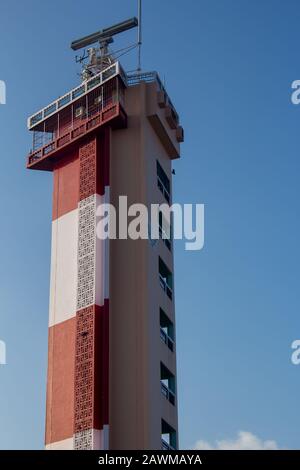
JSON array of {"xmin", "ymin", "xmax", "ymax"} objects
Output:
[
  {"xmin": 74, "ymin": 306, "xmax": 94, "ymax": 438},
  {"xmin": 73, "ymin": 135, "xmax": 110, "ymax": 451},
  {"xmin": 79, "ymin": 139, "xmax": 97, "ymax": 201},
  {"xmin": 77, "ymin": 196, "xmax": 96, "ymax": 311},
  {"xmin": 74, "ymin": 429, "xmax": 93, "ymax": 450},
  {"xmin": 74, "ymin": 139, "xmax": 98, "ymax": 450}
]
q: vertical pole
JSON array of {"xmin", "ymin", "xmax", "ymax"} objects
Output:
[{"xmin": 138, "ymin": 0, "xmax": 142, "ymax": 72}]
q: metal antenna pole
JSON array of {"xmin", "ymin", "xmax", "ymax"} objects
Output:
[{"xmin": 137, "ymin": 0, "xmax": 142, "ymax": 72}]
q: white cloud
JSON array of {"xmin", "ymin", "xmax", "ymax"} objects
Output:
[{"xmin": 194, "ymin": 431, "xmax": 278, "ymax": 450}]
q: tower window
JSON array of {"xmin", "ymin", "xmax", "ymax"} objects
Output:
[
  {"xmin": 160, "ymin": 308, "xmax": 174, "ymax": 351},
  {"xmin": 157, "ymin": 161, "xmax": 170, "ymax": 203},
  {"xmin": 159, "ymin": 211, "xmax": 172, "ymax": 251},
  {"xmin": 159, "ymin": 257, "xmax": 173, "ymax": 300},
  {"xmin": 161, "ymin": 419, "xmax": 177, "ymax": 450},
  {"xmin": 160, "ymin": 362, "xmax": 176, "ymax": 406}
]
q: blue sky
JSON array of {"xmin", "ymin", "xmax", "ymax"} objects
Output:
[{"xmin": 0, "ymin": 0, "xmax": 300, "ymax": 450}]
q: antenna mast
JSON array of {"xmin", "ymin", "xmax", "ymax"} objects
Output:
[
  {"xmin": 70, "ymin": 17, "xmax": 138, "ymax": 81},
  {"xmin": 137, "ymin": 0, "xmax": 142, "ymax": 72}
]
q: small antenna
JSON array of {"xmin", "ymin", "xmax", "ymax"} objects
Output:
[{"xmin": 137, "ymin": 0, "xmax": 142, "ymax": 72}]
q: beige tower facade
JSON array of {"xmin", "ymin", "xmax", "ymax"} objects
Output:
[
  {"xmin": 26, "ymin": 63, "xmax": 183, "ymax": 450},
  {"xmin": 110, "ymin": 76, "xmax": 183, "ymax": 450}
]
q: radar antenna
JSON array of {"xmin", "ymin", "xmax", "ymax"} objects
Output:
[{"xmin": 71, "ymin": 17, "xmax": 138, "ymax": 81}]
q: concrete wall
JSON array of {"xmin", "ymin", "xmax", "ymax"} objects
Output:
[{"xmin": 109, "ymin": 81, "xmax": 179, "ymax": 450}]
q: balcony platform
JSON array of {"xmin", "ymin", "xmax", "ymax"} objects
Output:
[{"xmin": 27, "ymin": 102, "xmax": 127, "ymax": 171}]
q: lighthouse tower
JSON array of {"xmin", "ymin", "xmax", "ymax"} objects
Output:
[{"xmin": 26, "ymin": 17, "xmax": 184, "ymax": 451}]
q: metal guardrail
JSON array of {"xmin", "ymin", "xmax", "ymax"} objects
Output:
[
  {"xmin": 161, "ymin": 382, "xmax": 175, "ymax": 406},
  {"xmin": 28, "ymin": 61, "xmax": 126, "ymax": 130},
  {"xmin": 127, "ymin": 71, "xmax": 179, "ymax": 124},
  {"xmin": 126, "ymin": 71, "xmax": 159, "ymax": 86},
  {"xmin": 159, "ymin": 274, "xmax": 172, "ymax": 300},
  {"xmin": 159, "ymin": 226, "xmax": 171, "ymax": 251},
  {"xmin": 160, "ymin": 328, "xmax": 174, "ymax": 352},
  {"xmin": 157, "ymin": 176, "xmax": 170, "ymax": 203},
  {"xmin": 27, "ymin": 102, "xmax": 122, "ymax": 166},
  {"xmin": 28, "ymin": 63, "xmax": 179, "ymax": 131},
  {"xmin": 161, "ymin": 439, "xmax": 176, "ymax": 451}
]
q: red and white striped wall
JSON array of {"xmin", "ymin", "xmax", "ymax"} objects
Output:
[{"xmin": 45, "ymin": 129, "xmax": 110, "ymax": 450}]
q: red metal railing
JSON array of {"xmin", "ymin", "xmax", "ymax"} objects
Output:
[{"xmin": 27, "ymin": 102, "xmax": 125, "ymax": 167}]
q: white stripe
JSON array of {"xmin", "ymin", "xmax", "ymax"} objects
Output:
[
  {"xmin": 46, "ymin": 428, "xmax": 108, "ymax": 450},
  {"xmin": 45, "ymin": 436, "xmax": 74, "ymax": 450},
  {"xmin": 49, "ymin": 209, "xmax": 78, "ymax": 327}
]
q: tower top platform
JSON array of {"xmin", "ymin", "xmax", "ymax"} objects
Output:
[
  {"xmin": 27, "ymin": 62, "xmax": 127, "ymax": 131},
  {"xmin": 26, "ymin": 62, "xmax": 183, "ymax": 171}
]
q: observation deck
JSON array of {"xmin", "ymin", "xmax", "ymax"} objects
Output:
[
  {"xmin": 26, "ymin": 62, "xmax": 127, "ymax": 171},
  {"xmin": 26, "ymin": 63, "xmax": 184, "ymax": 170}
]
